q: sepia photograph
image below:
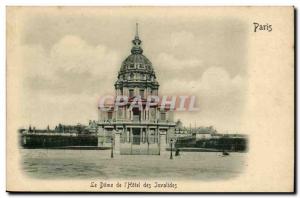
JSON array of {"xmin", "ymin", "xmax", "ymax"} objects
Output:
[{"xmin": 6, "ymin": 6, "xmax": 294, "ymax": 192}]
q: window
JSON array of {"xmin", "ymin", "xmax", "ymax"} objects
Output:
[
  {"xmin": 118, "ymin": 109, "xmax": 123, "ymax": 118},
  {"xmin": 129, "ymin": 89, "xmax": 134, "ymax": 98},
  {"xmin": 108, "ymin": 112, "xmax": 113, "ymax": 120},
  {"xmin": 132, "ymin": 108, "xmax": 140, "ymax": 122},
  {"xmin": 150, "ymin": 109, "xmax": 156, "ymax": 121},
  {"xmin": 152, "ymin": 90, "xmax": 157, "ymax": 96},
  {"xmin": 130, "ymin": 73, "xmax": 134, "ymax": 80},
  {"xmin": 140, "ymin": 89, "xmax": 144, "ymax": 98},
  {"xmin": 160, "ymin": 112, "xmax": 166, "ymax": 121},
  {"xmin": 130, "ymin": 64, "xmax": 134, "ymax": 69}
]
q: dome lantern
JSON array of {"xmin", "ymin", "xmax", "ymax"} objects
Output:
[{"xmin": 131, "ymin": 23, "xmax": 143, "ymax": 54}]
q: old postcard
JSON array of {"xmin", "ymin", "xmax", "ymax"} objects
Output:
[{"xmin": 6, "ymin": 6, "xmax": 294, "ymax": 192}]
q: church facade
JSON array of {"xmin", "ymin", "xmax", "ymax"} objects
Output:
[{"xmin": 97, "ymin": 25, "xmax": 176, "ymax": 154}]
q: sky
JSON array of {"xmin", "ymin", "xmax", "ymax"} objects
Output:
[{"xmin": 15, "ymin": 7, "xmax": 248, "ymax": 132}]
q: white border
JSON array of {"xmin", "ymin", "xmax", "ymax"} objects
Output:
[
  {"xmin": 1, "ymin": 0, "xmax": 299, "ymax": 6},
  {"xmin": 0, "ymin": 1, "xmax": 298, "ymax": 198}
]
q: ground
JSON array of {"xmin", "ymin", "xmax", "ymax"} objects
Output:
[{"xmin": 22, "ymin": 149, "xmax": 247, "ymax": 180}]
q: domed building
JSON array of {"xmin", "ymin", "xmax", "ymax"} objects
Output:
[{"xmin": 97, "ymin": 24, "xmax": 176, "ymax": 155}]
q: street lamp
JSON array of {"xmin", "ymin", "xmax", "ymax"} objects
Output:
[
  {"xmin": 170, "ymin": 139, "xmax": 173, "ymax": 159},
  {"xmin": 111, "ymin": 137, "xmax": 114, "ymax": 158}
]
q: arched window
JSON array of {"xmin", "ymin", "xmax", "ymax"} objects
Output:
[
  {"xmin": 139, "ymin": 89, "xmax": 144, "ymax": 98},
  {"xmin": 129, "ymin": 89, "xmax": 134, "ymax": 98}
]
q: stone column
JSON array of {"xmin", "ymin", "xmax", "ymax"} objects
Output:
[
  {"xmin": 126, "ymin": 128, "xmax": 130, "ymax": 142},
  {"xmin": 114, "ymin": 131, "xmax": 120, "ymax": 154},
  {"xmin": 130, "ymin": 127, "xmax": 133, "ymax": 154},
  {"xmin": 140, "ymin": 128, "xmax": 143, "ymax": 143},
  {"xmin": 130, "ymin": 128, "xmax": 132, "ymax": 143},
  {"xmin": 122, "ymin": 107, "xmax": 125, "ymax": 121},
  {"xmin": 123, "ymin": 87, "xmax": 128, "ymax": 97},
  {"xmin": 126, "ymin": 108, "xmax": 129, "ymax": 121},
  {"xmin": 155, "ymin": 128, "xmax": 158, "ymax": 143},
  {"xmin": 115, "ymin": 109, "xmax": 118, "ymax": 121},
  {"xmin": 141, "ymin": 108, "xmax": 144, "ymax": 121},
  {"xmin": 146, "ymin": 128, "xmax": 150, "ymax": 155},
  {"xmin": 160, "ymin": 133, "xmax": 167, "ymax": 152}
]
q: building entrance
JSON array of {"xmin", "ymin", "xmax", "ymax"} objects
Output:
[
  {"xmin": 119, "ymin": 127, "xmax": 160, "ymax": 155},
  {"xmin": 132, "ymin": 108, "xmax": 141, "ymax": 121},
  {"xmin": 132, "ymin": 128, "xmax": 141, "ymax": 145}
]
